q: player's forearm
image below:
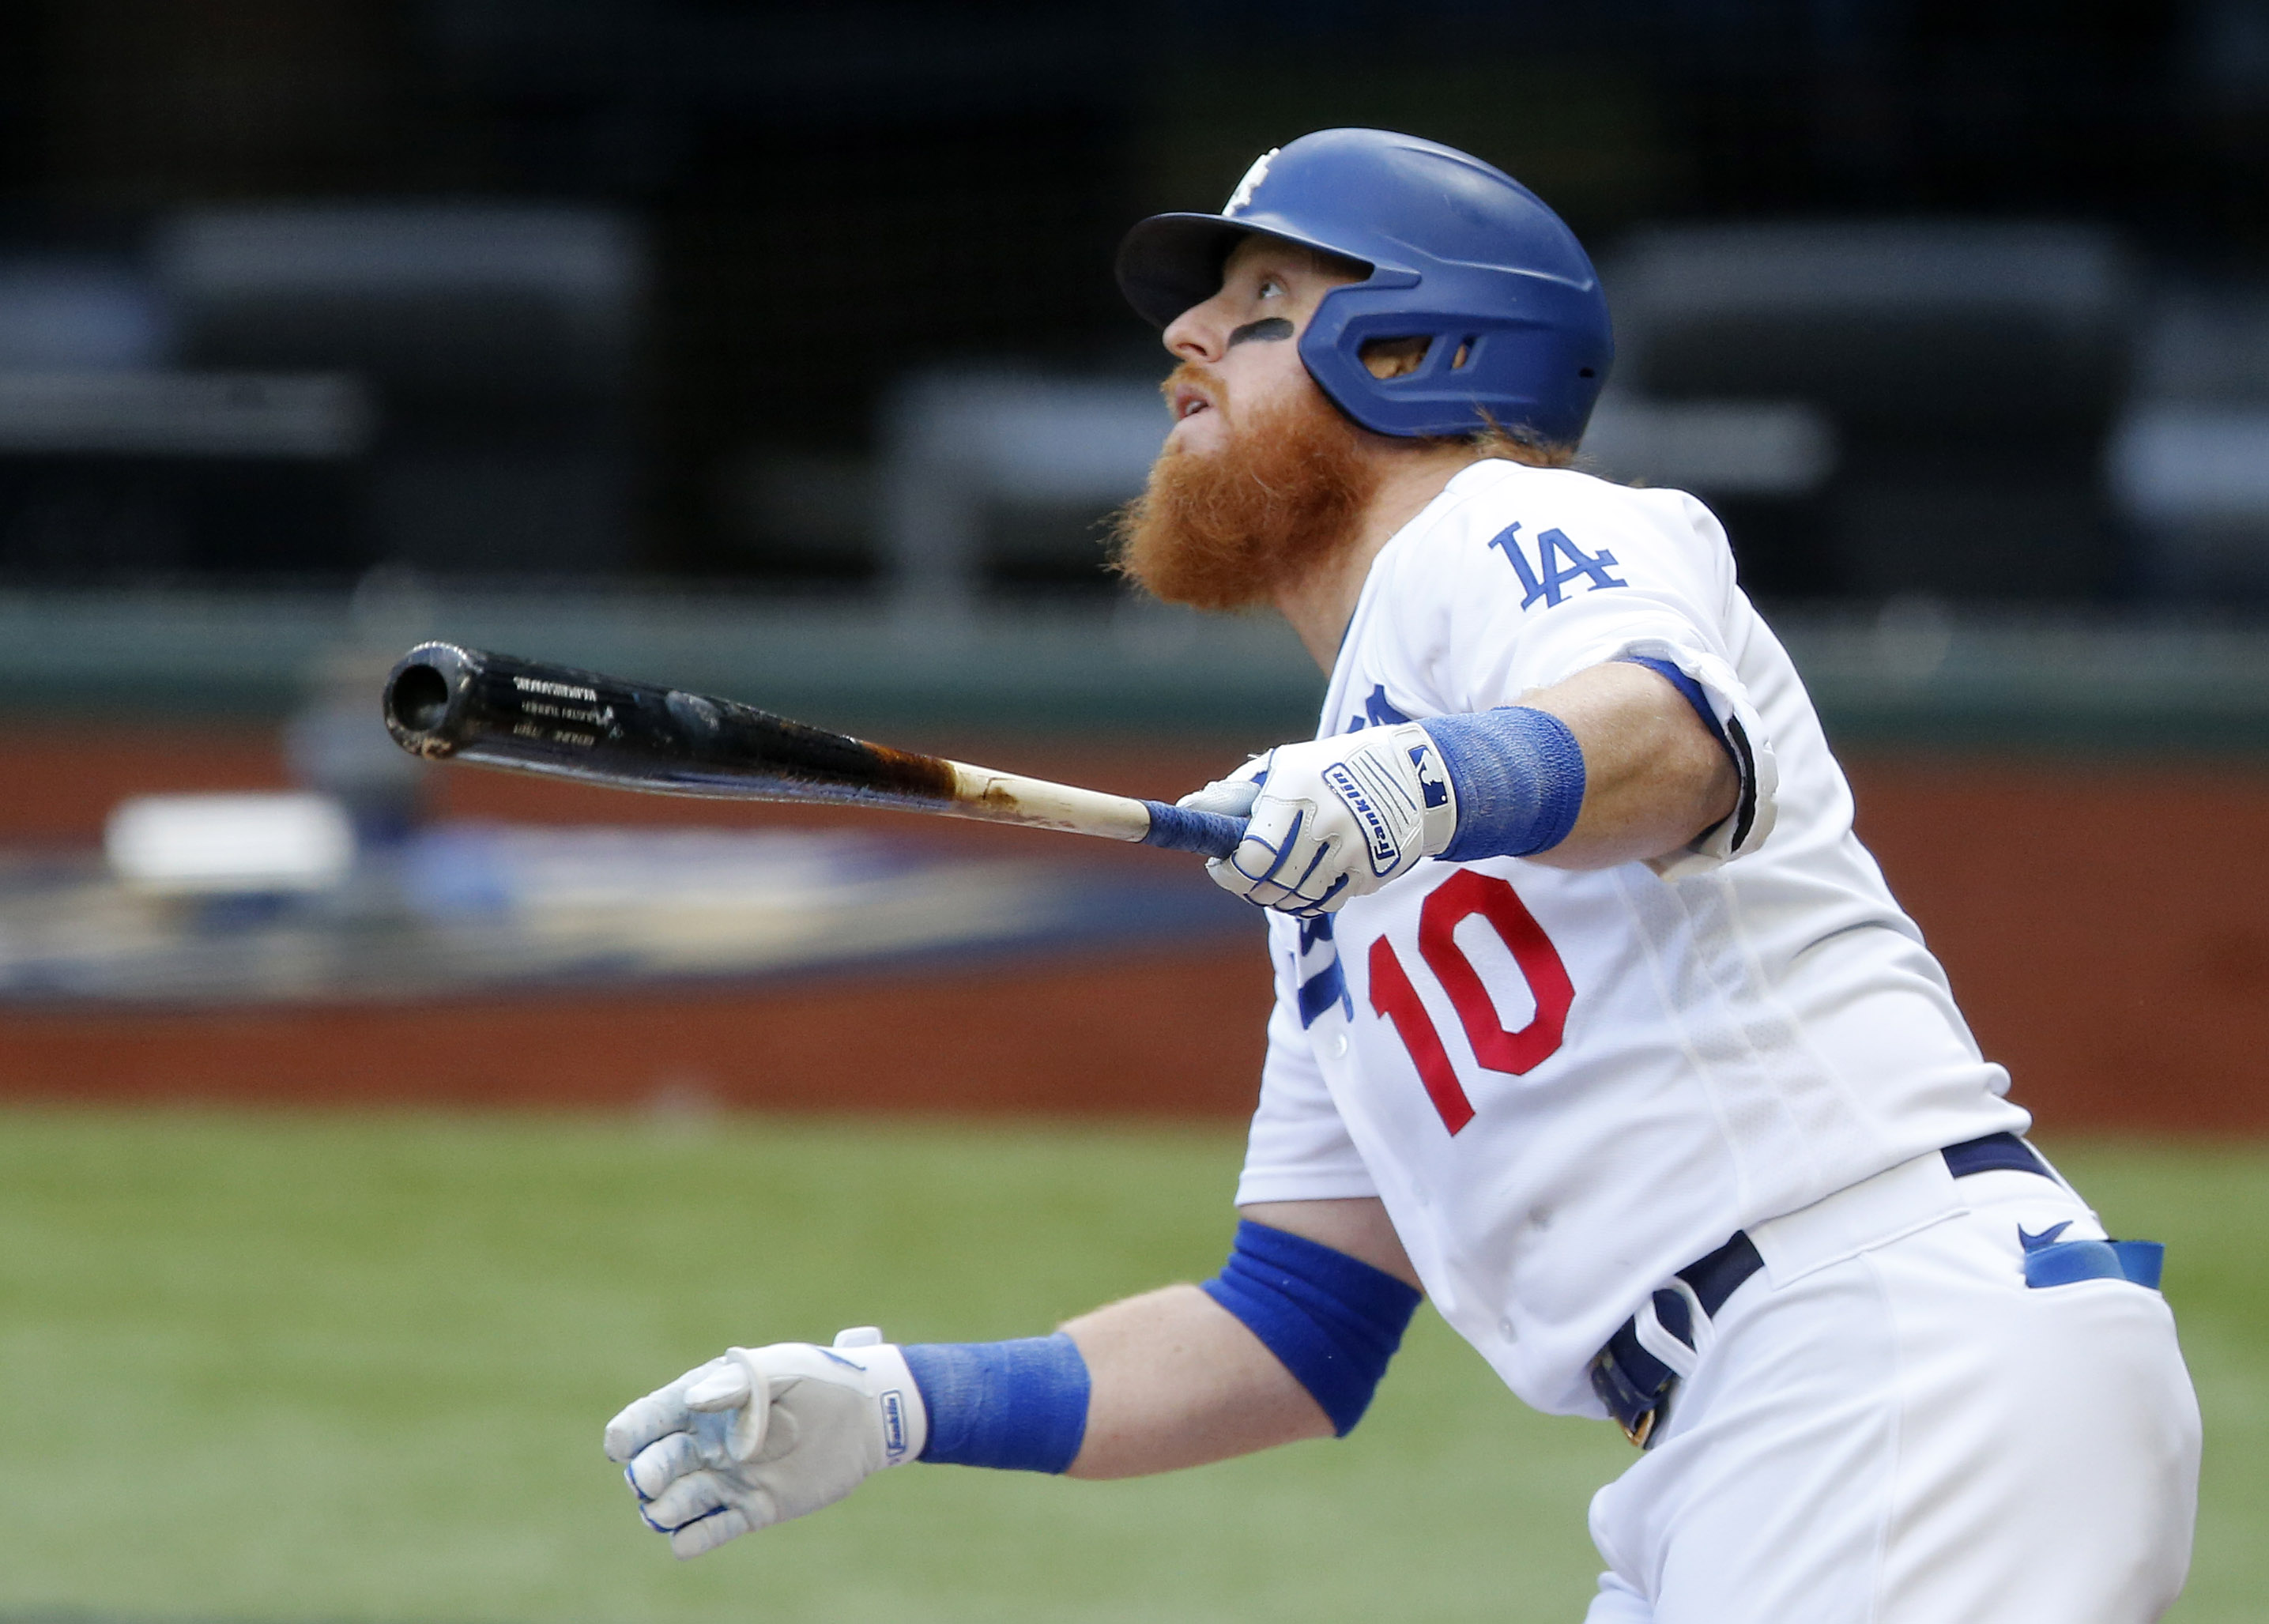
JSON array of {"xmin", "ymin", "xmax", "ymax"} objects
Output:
[
  {"xmin": 1190, "ymin": 658, "xmax": 1743, "ymax": 916},
  {"xmin": 1518, "ymin": 661, "xmax": 1739, "ymax": 869},
  {"xmin": 1060, "ymin": 1283, "xmax": 1334, "ymax": 1479},
  {"xmin": 607, "ymin": 1216, "xmax": 1421, "ymax": 1554}
]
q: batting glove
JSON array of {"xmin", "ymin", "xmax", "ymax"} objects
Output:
[
  {"xmin": 602, "ymin": 1327, "xmax": 926, "ymax": 1558},
  {"xmin": 1178, "ymin": 723, "xmax": 1457, "ymax": 916}
]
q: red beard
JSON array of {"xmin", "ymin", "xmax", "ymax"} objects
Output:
[{"xmin": 1109, "ymin": 362, "xmax": 1381, "ymax": 612}]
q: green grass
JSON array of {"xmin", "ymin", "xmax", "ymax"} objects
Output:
[{"xmin": 0, "ymin": 1111, "xmax": 2256, "ymax": 1623}]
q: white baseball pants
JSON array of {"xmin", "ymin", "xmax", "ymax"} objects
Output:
[{"xmin": 1583, "ymin": 1166, "xmax": 2201, "ymax": 1623}]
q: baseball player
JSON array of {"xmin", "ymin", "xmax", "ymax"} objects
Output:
[{"xmin": 604, "ymin": 130, "xmax": 2200, "ymax": 1621}]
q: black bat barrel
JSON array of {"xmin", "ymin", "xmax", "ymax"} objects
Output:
[{"xmin": 381, "ymin": 642, "xmax": 963, "ymax": 808}]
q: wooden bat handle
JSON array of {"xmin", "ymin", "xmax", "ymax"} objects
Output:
[
  {"xmin": 943, "ymin": 762, "xmax": 1245, "ymax": 856},
  {"xmin": 381, "ymin": 642, "xmax": 1249, "ymax": 861}
]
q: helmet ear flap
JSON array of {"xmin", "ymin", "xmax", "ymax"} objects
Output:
[
  {"xmin": 1298, "ymin": 284, "xmax": 1476, "ymax": 436},
  {"xmin": 1297, "ymin": 277, "xmax": 1604, "ymax": 445},
  {"xmin": 1355, "ymin": 331, "xmax": 1498, "ymax": 383}
]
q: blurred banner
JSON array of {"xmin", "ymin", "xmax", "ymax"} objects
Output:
[{"xmin": 0, "ymin": 589, "xmax": 2262, "ymax": 1133}]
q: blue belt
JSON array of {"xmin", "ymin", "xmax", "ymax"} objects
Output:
[{"xmin": 1585, "ymin": 1132, "xmax": 2158, "ymax": 1449}]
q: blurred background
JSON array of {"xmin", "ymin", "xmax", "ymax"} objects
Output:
[{"xmin": 0, "ymin": 3, "xmax": 2263, "ymax": 1621}]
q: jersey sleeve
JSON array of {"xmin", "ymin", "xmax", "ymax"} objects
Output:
[
  {"xmin": 1408, "ymin": 477, "xmax": 1780, "ymax": 877},
  {"xmin": 1234, "ymin": 942, "xmax": 1378, "ymax": 1207}
]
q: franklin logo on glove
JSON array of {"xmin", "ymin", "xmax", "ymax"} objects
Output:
[
  {"xmin": 1175, "ymin": 721, "xmax": 1465, "ymax": 915},
  {"xmin": 1321, "ymin": 757, "xmax": 1414, "ymax": 875},
  {"xmin": 880, "ymin": 1389, "xmax": 910, "ymax": 1460}
]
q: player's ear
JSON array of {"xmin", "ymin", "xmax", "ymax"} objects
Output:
[{"xmin": 1359, "ymin": 335, "xmax": 1432, "ymax": 380}]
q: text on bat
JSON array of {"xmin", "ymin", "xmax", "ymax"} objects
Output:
[
  {"xmin": 512, "ymin": 722, "xmax": 598, "ymax": 748},
  {"xmin": 518, "ymin": 699, "xmax": 612, "ymax": 726},
  {"xmin": 512, "ymin": 676, "xmax": 601, "ymax": 702}
]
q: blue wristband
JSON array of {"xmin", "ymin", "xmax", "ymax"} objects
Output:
[
  {"xmin": 1200, "ymin": 1219, "xmax": 1423, "ymax": 1437},
  {"xmin": 900, "ymin": 1332, "xmax": 1090, "ymax": 1473},
  {"xmin": 1421, "ymin": 706, "xmax": 1586, "ymax": 861}
]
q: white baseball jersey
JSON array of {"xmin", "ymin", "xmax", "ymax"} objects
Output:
[{"xmin": 1232, "ymin": 457, "xmax": 2031, "ymax": 1417}]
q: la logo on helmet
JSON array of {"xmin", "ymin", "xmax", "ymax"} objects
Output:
[{"xmin": 1223, "ymin": 149, "xmax": 1278, "ymax": 217}]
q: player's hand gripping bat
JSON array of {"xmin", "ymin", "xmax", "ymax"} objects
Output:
[{"xmin": 380, "ymin": 642, "xmax": 1248, "ymax": 859}]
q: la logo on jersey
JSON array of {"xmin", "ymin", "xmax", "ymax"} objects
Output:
[
  {"xmin": 1223, "ymin": 149, "xmax": 1278, "ymax": 217},
  {"xmin": 1487, "ymin": 521, "xmax": 1628, "ymax": 609}
]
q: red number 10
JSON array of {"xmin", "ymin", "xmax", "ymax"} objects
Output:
[{"xmin": 1366, "ymin": 870, "xmax": 1572, "ymax": 1135}]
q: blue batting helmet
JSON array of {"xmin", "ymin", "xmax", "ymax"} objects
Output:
[{"xmin": 1116, "ymin": 128, "xmax": 1613, "ymax": 446}]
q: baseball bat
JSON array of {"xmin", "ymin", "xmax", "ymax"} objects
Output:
[{"xmin": 380, "ymin": 642, "xmax": 1247, "ymax": 859}]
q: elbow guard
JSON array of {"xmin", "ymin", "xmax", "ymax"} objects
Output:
[{"xmin": 1200, "ymin": 1220, "xmax": 1423, "ymax": 1436}]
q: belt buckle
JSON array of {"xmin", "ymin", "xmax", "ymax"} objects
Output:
[{"xmin": 1588, "ymin": 1346, "xmax": 1671, "ymax": 1449}]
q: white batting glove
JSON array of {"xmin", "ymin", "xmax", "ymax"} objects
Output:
[
  {"xmin": 1178, "ymin": 723, "xmax": 1457, "ymax": 917},
  {"xmin": 601, "ymin": 1327, "xmax": 927, "ymax": 1559}
]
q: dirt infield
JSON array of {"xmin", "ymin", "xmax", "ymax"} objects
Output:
[
  {"xmin": 2, "ymin": 725, "xmax": 2262, "ymax": 1132},
  {"xmin": 0, "ymin": 944, "xmax": 1274, "ymax": 1117}
]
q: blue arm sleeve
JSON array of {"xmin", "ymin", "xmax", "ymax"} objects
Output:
[
  {"xmin": 1419, "ymin": 706, "xmax": 1586, "ymax": 861},
  {"xmin": 901, "ymin": 1332, "xmax": 1090, "ymax": 1473},
  {"xmin": 1200, "ymin": 1219, "xmax": 1423, "ymax": 1437}
]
